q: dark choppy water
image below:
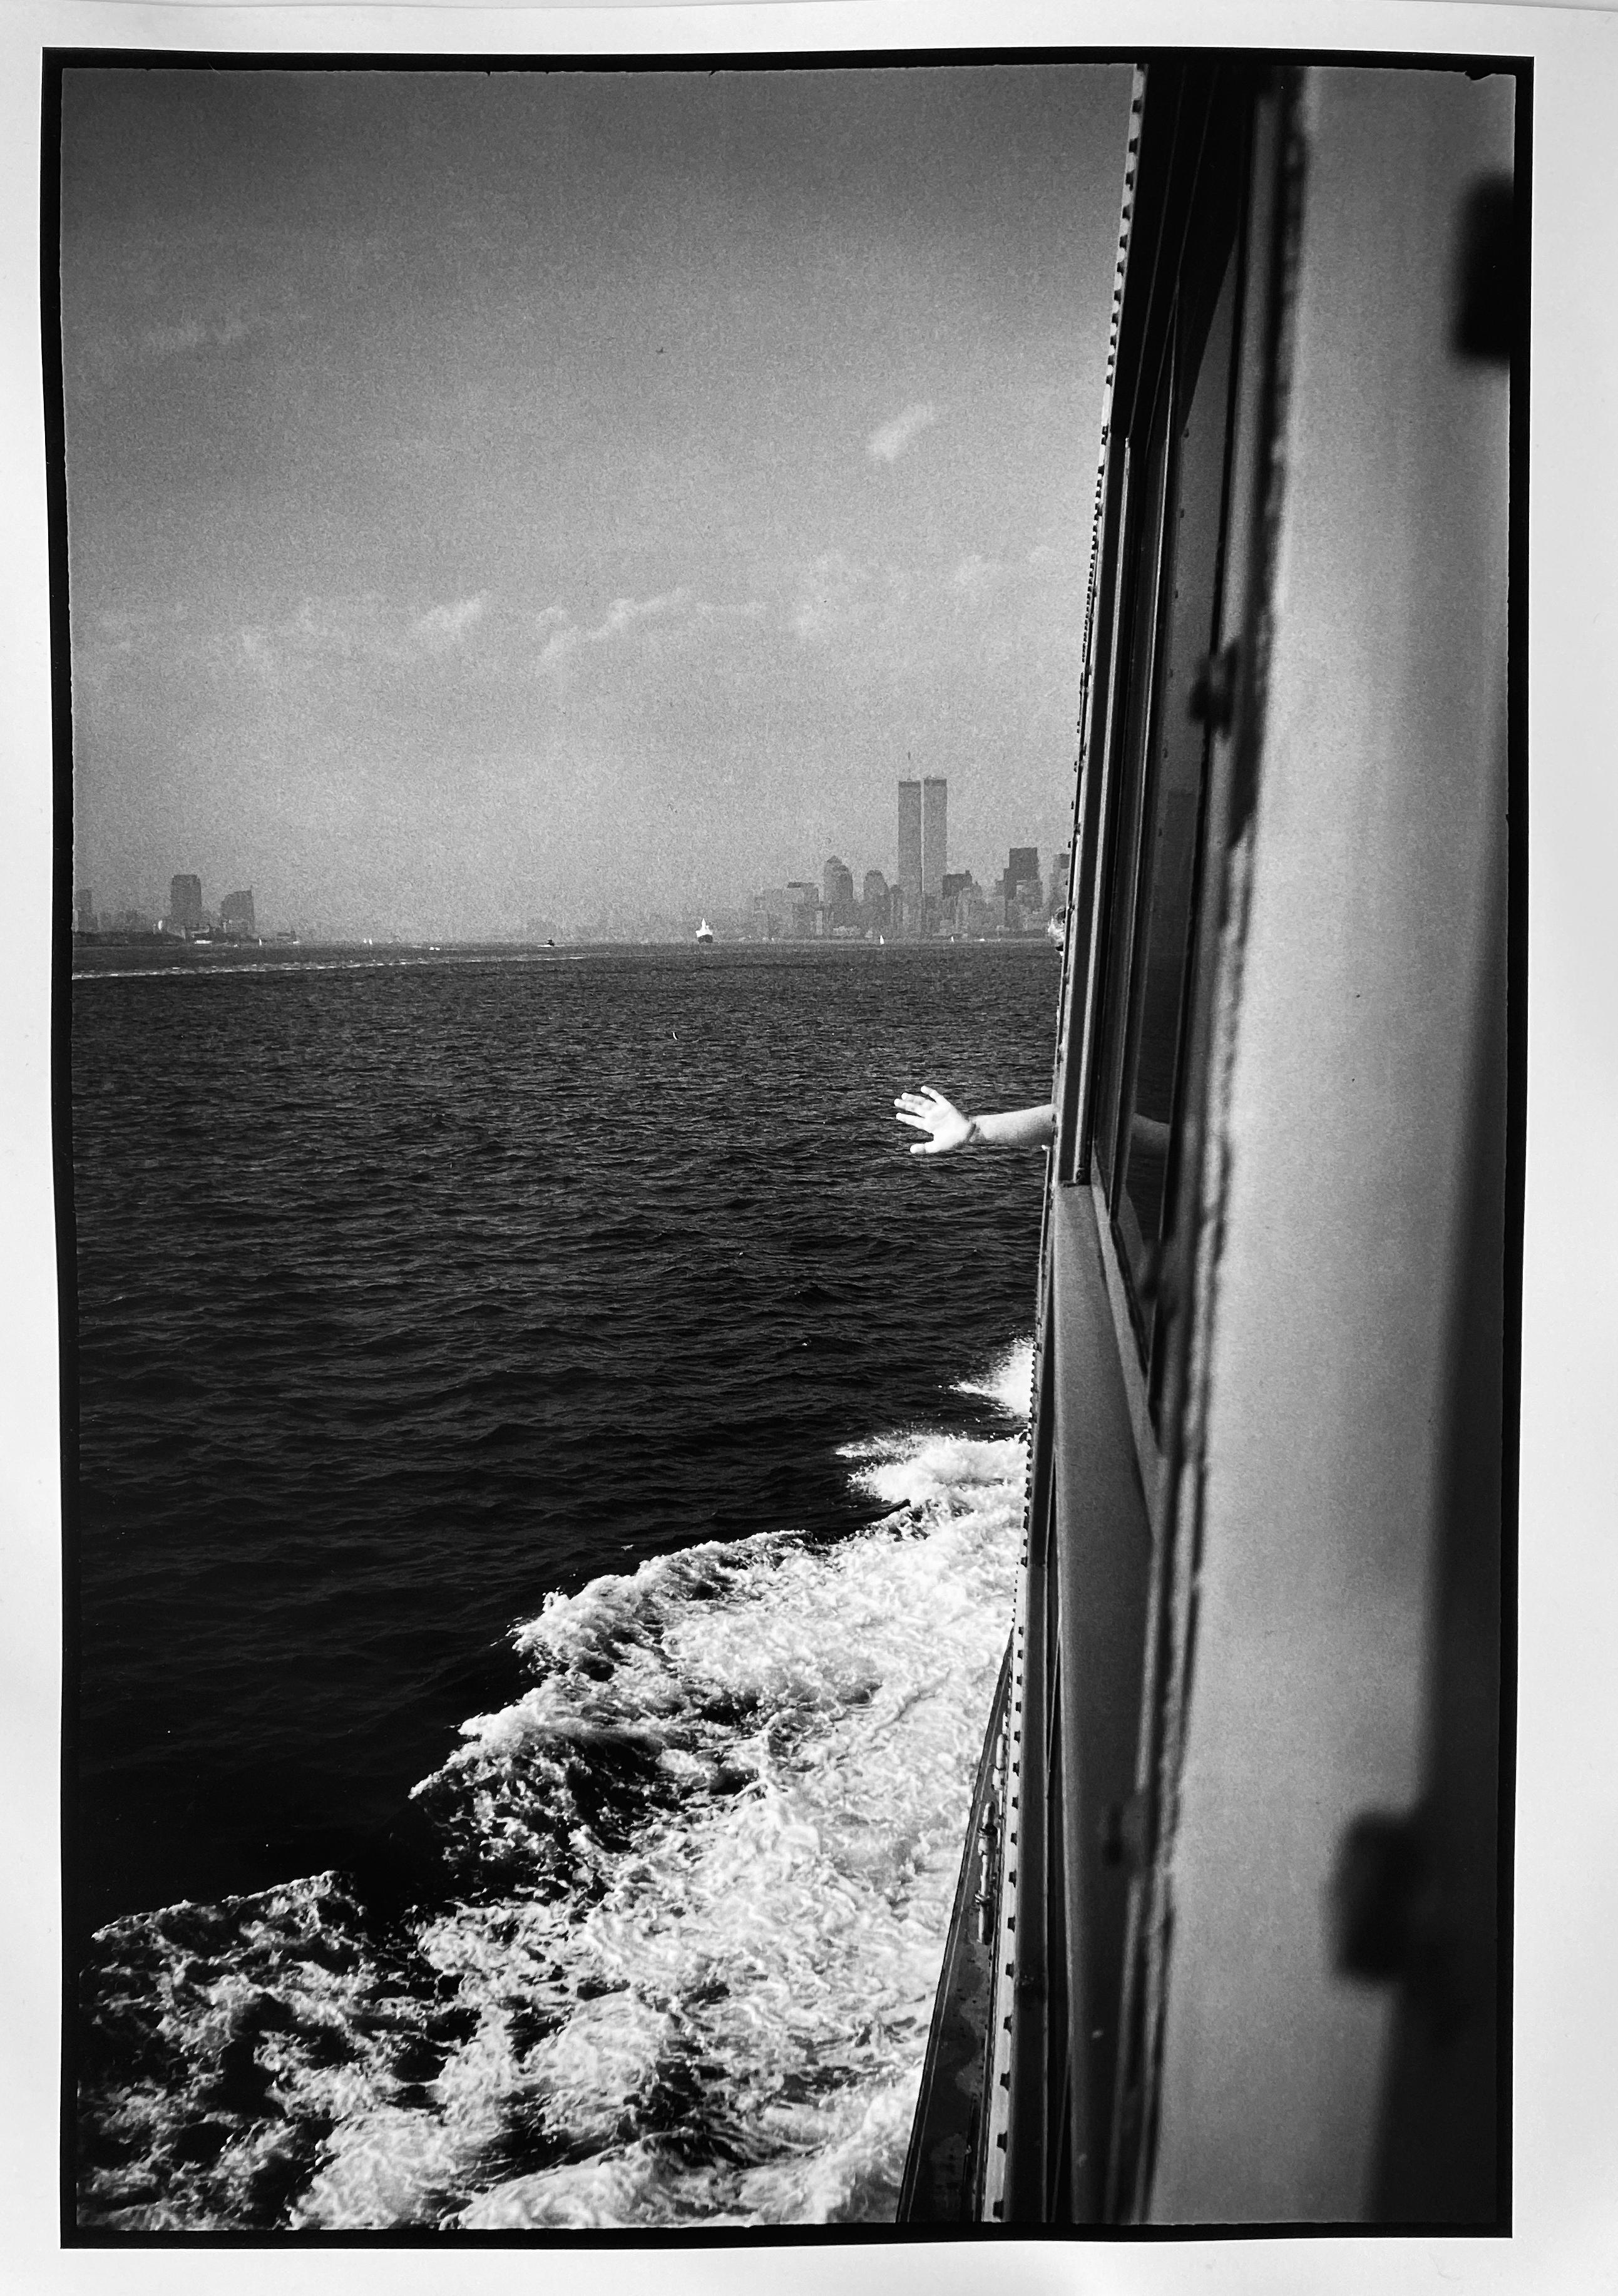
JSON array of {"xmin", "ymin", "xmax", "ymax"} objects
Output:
[{"xmin": 70, "ymin": 941, "xmax": 1056, "ymax": 2229}]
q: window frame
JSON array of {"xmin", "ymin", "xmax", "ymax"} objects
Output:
[{"xmin": 1077, "ymin": 121, "xmax": 1250, "ymax": 1426}]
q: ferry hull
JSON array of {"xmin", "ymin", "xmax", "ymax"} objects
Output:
[{"xmin": 904, "ymin": 54, "xmax": 1517, "ymax": 2229}]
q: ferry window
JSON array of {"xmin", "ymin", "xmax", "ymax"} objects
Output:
[
  {"xmin": 1117, "ymin": 247, "xmax": 1237, "ymax": 1294},
  {"xmin": 1091, "ymin": 225, "xmax": 1240, "ymax": 1400},
  {"xmin": 1090, "ymin": 364, "xmax": 1173, "ymax": 1202}
]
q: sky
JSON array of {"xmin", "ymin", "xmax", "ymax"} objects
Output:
[{"xmin": 61, "ymin": 63, "xmax": 1134, "ymax": 938}]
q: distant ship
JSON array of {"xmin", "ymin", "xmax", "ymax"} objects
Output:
[{"xmin": 694, "ymin": 918, "xmax": 715, "ymax": 945}]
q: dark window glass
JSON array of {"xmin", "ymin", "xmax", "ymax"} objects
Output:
[
  {"xmin": 1092, "ymin": 368, "xmax": 1172, "ymax": 1200},
  {"xmin": 1089, "ymin": 233, "xmax": 1239, "ymax": 1399},
  {"xmin": 1117, "ymin": 247, "xmax": 1238, "ymax": 1274}
]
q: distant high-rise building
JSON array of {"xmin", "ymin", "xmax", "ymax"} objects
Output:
[
  {"xmin": 168, "ymin": 873, "xmax": 203, "ymax": 932},
  {"xmin": 74, "ymin": 888, "xmax": 95, "ymax": 933},
  {"xmin": 861, "ymin": 869, "xmax": 890, "ymax": 936},
  {"xmin": 941, "ymin": 871, "xmax": 985, "ymax": 938},
  {"xmin": 922, "ymin": 778, "xmax": 948, "ymax": 911},
  {"xmin": 897, "ymin": 780, "xmax": 923, "ymax": 931},
  {"xmin": 822, "ymin": 856, "xmax": 856, "ymax": 926},
  {"xmin": 752, "ymin": 886, "xmax": 807, "ymax": 939},
  {"xmin": 896, "ymin": 775, "xmax": 948, "ymax": 935},
  {"xmin": 1001, "ymin": 848, "xmax": 1045, "ymax": 932},
  {"xmin": 220, "ymin": 889, "xmax": 256, "ymax": 938},
  {"xmin": 785, "ymin": 881, "xmax": 819, "ymax": 939}
]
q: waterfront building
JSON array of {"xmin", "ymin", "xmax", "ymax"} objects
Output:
[
  {"xmin": 751, "ymin": 887, "xmax": 790, "ymax": 938},
  {"xmin": 922, "ymin": 778, "xmax": 948, "ymax": 914},
  {"xmin": 168, "ymin": 873, "xmax": 203, "ymax": 933},
  {"xmin": 220, "ymin": 889, "xmax": 256, "ymax": 938},
  {"xmin": 752, "ymin": 883, "xmax": 822, "ymax": 940},
  {"xmin": 941, "ymin": 871, "xmax": 995, "ymax": 938},
  {"xmin": 897, "ymin": 780, "xmax": 923, "ymax": 933},
  {"xmin": 896, "ymin": 776, "xmax": 948, "ymax": 935},
  {"xmin": 822, "ymin": 856, "xmax": 856, "ymax": 926},
  {"xmin": 1002, "ymin": 847, "xmax": 1040, "ymax": 905}
]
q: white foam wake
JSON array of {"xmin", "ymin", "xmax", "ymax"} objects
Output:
[
  {"xmin": 952, "ymin": 1333, "xmax": 1035, "ymax": 1418},
  {"xmin": 79, "ymin": 1342, "xmax": 1031, "ymax": 2231}
]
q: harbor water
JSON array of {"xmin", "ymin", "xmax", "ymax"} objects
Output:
[{"xmin": 71, "ymin": 940, "xmax": 1055, "ymax": 2229}]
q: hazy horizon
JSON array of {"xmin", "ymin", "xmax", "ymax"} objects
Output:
[{"xmin": 62, "ymin": 63, "xmax": 1132, "ymax": 941}]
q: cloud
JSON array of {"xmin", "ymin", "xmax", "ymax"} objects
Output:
[
  {"xmin": 588, "ymin": 588, "xmax": 694, "ymax": 643},
  {"xmin": 951, "ymin": 545, "xmax": 1080, "ymax": 613},
  {"xmin": 70, "ymin": 304, "xmax": 305, "ymax": 394},
  {"xmin": 791, "ymin": 551, "xmax": 873, "ymax": 642},
  {"xmin": 413, "ymin": 594, "xmax": 488, "ymax": 651},
  {"xmin": 791, "ymin": 552, "xmax": 914, "ymax": 644},
  {"xmin": 535, "ymin": 587, "xmax": 700, "ymax": 675},
  {"xmin": 141, "ymin": 312, "xmax": 264, "ymax": 360},
  {"xmin": 866, "ymin": 401, "xmax": 940, "ymax": 465},
  {"xmin": 951, "ymin": 553, "xmax": 1003, "ymax": 597},
  {"xmin": 536, "ymin": 627, "xmax": 582, "ymax": 672},
  {"xmin": 113, "ymin": 582, "xmax": 747, "ymax": 694},
  {"xmin": 186, "ymin": 592, "xmax": 494, "ymax": 680}
]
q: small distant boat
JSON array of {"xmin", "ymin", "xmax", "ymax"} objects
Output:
[{"xmin": 694, "ymin": 918, "xmax": 715, "ymax": 945}]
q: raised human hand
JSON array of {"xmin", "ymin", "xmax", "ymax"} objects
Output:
[{"xmin": 893, "ymin": 1085, "xmax": 973, "ymax": 1156}]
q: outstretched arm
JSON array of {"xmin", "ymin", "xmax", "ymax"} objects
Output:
[{"xmin": 893, "ymin": 1087, "xmax": 1055, "ymax": 1157}]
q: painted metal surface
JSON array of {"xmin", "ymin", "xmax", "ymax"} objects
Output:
[
  {"xmin": 899, "ymin": 58, "xmax": 1513, "ymax": 2230},
  {"xmin": 1145, "ymin": 65, "xmax": 1513, "ymax": 2223}
]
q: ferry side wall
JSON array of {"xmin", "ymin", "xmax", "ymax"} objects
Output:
[{"xmin": 1147, "ymin": 66, "xmax": 1512, "ymax": 2223}]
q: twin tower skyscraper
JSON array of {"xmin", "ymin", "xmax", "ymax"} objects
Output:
[{"xmin": 896, "ymin": 777, "xmax": 947, "ymax": 928}]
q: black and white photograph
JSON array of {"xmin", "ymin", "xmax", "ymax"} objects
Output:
[{"xmin": 5, "ymin": 1, "xmax": 1614, "ymax": 2283}]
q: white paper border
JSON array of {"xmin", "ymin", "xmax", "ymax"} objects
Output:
[{"xmin": 6, "ymin": 6, "xmax": 1615, "ymax": 2291}]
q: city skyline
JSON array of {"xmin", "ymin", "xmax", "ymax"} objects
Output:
[
  {"xmin": 74, "ymin": 767, "xmax": 1057, "ymax": 943},
  {"xmin": 73, "ymin": 805, "xmax": 1061, "ymax": 945},
  {"xmin": 61, "ymin": 64, "xmax": 1131, "ymax": 940}
]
